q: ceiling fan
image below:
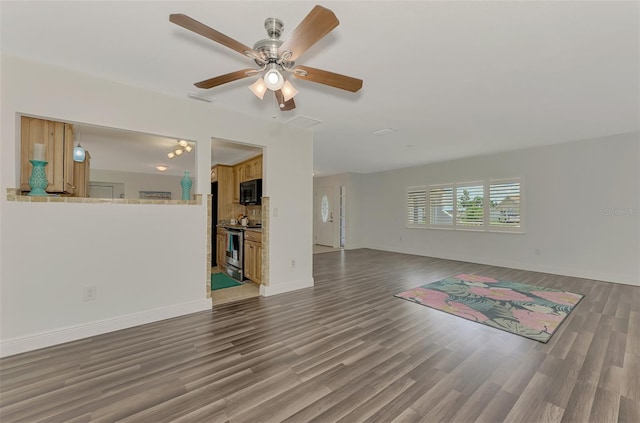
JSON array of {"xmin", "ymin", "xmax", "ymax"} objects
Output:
[{"xmin": 169, "ymin": 5, "xmax": 363, "ymax": 111}]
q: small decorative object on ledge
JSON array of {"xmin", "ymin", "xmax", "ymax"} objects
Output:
[
  {"xmin": 181, "ymin": 170, "xmax": 192, "ymax": 200},
  {"xmin": 27, "ymin": 160, "xmax": 49, "ymax": 196}
]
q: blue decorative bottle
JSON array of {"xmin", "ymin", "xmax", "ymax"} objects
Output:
[{"xmin": 181, "ymin": 171, "xmax": 192, "ymax": 200}]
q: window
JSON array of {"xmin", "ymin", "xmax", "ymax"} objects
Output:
[
  {"xmin": 429, "ymin": 185, "xmax": 453, "ymax": 226},
  {"xmin": 456, "ymin": 183, "xmax": 484, "ymax": 227},
  {"xmin": 490, "ymin": 179, "xmax": 521, "ymax": 229},
  {"xmin": 407, "ymin": 186, "xmax": 427, "ymax": 226},
  {"xmin": 409, "ymin": 177, "xmax": 523, "ymax": 232}
]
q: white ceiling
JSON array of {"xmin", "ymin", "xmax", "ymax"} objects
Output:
[{"xmin": 2, "ymin": 1, "xmax": 638, "ymax": 177}]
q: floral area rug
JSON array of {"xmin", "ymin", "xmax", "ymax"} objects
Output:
[{"xmin": 394, "ymin": 274, "xmax": 584, "ymax": 343}]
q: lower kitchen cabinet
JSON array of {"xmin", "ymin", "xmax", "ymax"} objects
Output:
[
  {"xmin": 244, "ymin": 230, "xmax": 262, "ymax": 284},
  {"xmin": 216, "ymin": 231, "xmax": 226, "ymax": 271}
]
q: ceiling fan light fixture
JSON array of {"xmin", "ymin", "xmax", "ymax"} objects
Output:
[
  {"xmin": 281, "ymin": 80, "xmax": 299, "ymax": 102},
  {"xmin": 168, "ymin": 152, "xmax": 175, "ymax": 159},
  {"xmin": 264, "ymin": 67, "xmax": 284, "ymax": 91},
  {"xmin": 184, "ymin": 145, "xmax": 193, "ymax": 153},
  {"xmin": 174, "ymin": 148, "xmax": 183, "ymax": 156},
  {"xmin": 249, "ymin": 78, "xmax": 268, "ymax": 99},
  {"xmin": 178, "ymin": 139, "xmax": 188, "ymax": 148}
]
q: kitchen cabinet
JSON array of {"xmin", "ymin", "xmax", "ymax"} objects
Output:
[
  {"xmin": 244, "ymin": 230, "xmax": 262, "ymax": 284},
  {"xmin": 246, "ymin": 156, "xmax": 262, "ymax": 181},
  {"xmin": 216, "ymin": 228, "xmax": 226, "ymax": 271},
  {"xmin": 73, "ymin": 151, "xmax": 91, "ymax": 198},
  {"xmin": 233, "ymin": 155, "xmax": 263, "ymax": 186},
  {"xmin": 214, "ymin": 165, "xmax": 244, "ymax": 221},
  {"xmin": 232, "ymin": 166, "xmax": 241, "ymax": 203},
  {"xmin": 20, "ymin": 116, "xmax": 76, "ymax": 194}
]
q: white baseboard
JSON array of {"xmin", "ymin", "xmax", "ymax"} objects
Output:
[
  {"xmin": 366, "ymin": 243, "xmax": 639, "ymax": 287},
  {"xmin": 345, "ymin": 243, "xmax": 365, "ymax": 250},
  {"xmin": 0, "ymin": 299, "xmax": 212, "ymax": 358},
  {"xmin": 260, "ymin": 277, "xmax": 314, "ymax": 297}
]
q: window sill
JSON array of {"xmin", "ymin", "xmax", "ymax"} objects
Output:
[{"xmin": 406, "ymin": 224, "xmax": 525, "ymax": 234}]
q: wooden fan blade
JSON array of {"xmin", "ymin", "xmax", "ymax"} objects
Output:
[
  {"xmin": 292, "ymin": 66, "xmax": 363, "ymax": 92},
  {"xmin": 274, "ymin": 90, "xmax": 296, "ymax": 111},
  {"xmin": 195, "ymin": 69, "xmax": 259, "ymax": 89},
  {"xmin": 278, "ymin": 5, "xmax": 339, "ymax": 61},
  {"xmin": 170, "ymin": 14, "xmax": 263, "ymax": 62}
]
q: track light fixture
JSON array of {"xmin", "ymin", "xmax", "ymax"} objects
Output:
[{"xmin": 167, "ymin": 139, "xmax": 194, "ymax": 159}]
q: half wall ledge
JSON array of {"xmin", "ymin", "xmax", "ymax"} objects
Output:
[{"xmin": 5, "ymin": 188, "xmax": 202, "ymax": 205}]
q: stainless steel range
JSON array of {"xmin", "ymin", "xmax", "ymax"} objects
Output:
[{"xmin": 224, "ymin": 228, "xmax": 244, "ymax": 281}]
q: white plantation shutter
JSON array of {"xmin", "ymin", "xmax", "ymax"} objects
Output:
[
  {"xmin": 456, "ymin": 183, "xmax": 484, "ymax": 227},
  {"xmin": 490, "ymin": 180, "xmax": 521, "ymax": 229},
  {"xmin": 407, "ymin": 186, "xmax": 427, "ymax": 226},
  {"xmin": 412, "ymin": 178, "xmax": 523, "ymax": 233},
  {"xmin": 429, "ymin": 186, "xmax": 453, "ymax": 226}
]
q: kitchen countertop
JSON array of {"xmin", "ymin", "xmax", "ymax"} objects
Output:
[{"xmin": 218, "ymin": 224, "xmax": 262, "ymax": 232}]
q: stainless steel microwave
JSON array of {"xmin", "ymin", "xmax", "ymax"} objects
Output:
[{"xmin": 240, "ymin": 179, "xmax": 262, "ymax": 205}]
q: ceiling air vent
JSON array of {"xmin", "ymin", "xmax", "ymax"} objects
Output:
[
  {"xmin": 372, "ymin": 128, "xmax": 396, "ymax": 136},
  {"xmin": 187, "ymin": 92, "xmax": 214, "ymax": 103},
  {"xmin": 287, "ymin": 116, "xmax": 322, "ymax": 129}
]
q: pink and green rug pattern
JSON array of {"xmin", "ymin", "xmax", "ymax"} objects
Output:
[{"xmin": 394, "ymin": 274, "xmax": 584, "ymax": 343}]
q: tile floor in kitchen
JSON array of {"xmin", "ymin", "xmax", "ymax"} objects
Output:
[{"xmin": 210, "ymin": 268, "xmax": 260, "ymax": 306}]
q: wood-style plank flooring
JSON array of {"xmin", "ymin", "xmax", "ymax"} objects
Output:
[{"xmin": 1, "ymin": 249, "xmax": 639, "ymax": 422}]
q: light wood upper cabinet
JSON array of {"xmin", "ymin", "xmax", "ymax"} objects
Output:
[
  {"xmin": 232, "ymin": 154, "xmax": 262, "ymax": 187},
  {"xmin": 232, "ymin": 166, "xmax": 240, "ymax": 203},
  {"xmin": 230, "ymin": 154, "xmax": 262, "ymax": 203},
  {"xmin": 73, "ymin": 151, "xmax": 91, "ymax": 198},
  {"xmin": 215, "ymin": 165, "xmax": 245, "ymax": 221},
  {"xmin": 245, "ymin": 155, "xmax": 262, "ymax": 181},
  {"xmin": 20, "ymin": 116, "xmax": 76, "ymax": 194}
]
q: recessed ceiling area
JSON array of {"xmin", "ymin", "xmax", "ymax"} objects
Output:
[{"xmin": 1, "ymin": 1, "xmax": 638, "ymax": 176}]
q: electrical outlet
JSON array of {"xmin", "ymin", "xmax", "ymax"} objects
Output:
[
  {"xmin": 83, "ymin": 286, "xmax": 97, "ymax": 301},
  {"xmin": 291, "ymin": 259, "xmax": 295, "ymax": 268}
]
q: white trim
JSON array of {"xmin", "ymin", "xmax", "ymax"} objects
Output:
[
  {"xmin": 0, "ymin": 299, "xmax": 212, "ymax": 358},
  {"xmin": 260, "ymin": 277, "xmax": 314, "ymax": 297}
]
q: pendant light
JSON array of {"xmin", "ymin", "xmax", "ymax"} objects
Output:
[{"xmin": 73, "ymin": 129, "xmax": 86, "ymax": 162}]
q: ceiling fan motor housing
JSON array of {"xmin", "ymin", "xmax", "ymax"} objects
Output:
[{"xmin": 253, "ymin": 18, "xmax": 288, "ymax": 66}]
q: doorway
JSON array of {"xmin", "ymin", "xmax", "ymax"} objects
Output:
[{"xmin": 314, "ymin": 185, "xmax": 346, "ymax": 249}]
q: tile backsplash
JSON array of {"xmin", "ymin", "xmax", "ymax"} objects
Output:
[{"xmin": 247, "ymin": 205, "xmax": 262, "ymax": 224}]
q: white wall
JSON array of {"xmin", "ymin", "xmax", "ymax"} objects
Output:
[
  {"xmin": 90, "ymin": 169, "xmax": 184, "ymax": 200},
  {"xmin": 362, "ymin": 132, "xmax": 640, "ymax": 286},
  {"xmin": 0, "ymin": 56, "xmax": 313, "ymax": 356},
  {"xmin": 313, "ymin": 173, "xmax": 366, "ymax": 249}
]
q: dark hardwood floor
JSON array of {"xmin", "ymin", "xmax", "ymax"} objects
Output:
[{"xmin": 1, "ymin": 249, "xmax": 638, "ymax": 422}]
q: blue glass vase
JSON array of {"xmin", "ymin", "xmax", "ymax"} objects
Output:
[
  {"xmin": 27, "ymin": 160, "xmax": 49, "ymax": 196},
  {"xmin": 181, "ymin": 171, "xmax": 192, "ymax": 200}
]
